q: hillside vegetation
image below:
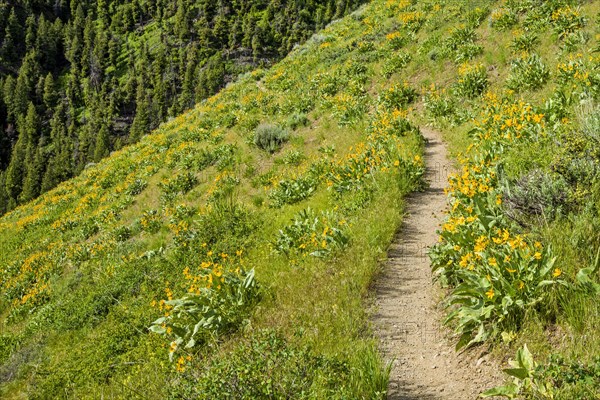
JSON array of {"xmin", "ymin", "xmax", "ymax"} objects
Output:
[
  {"xmin": 2, "ymin": 0, "xmax": 600, "ymax": 398},
  {"xmin": 0, "ymin": 0, "xmax": 364, "ymax": 214},
  {"xmin": 0, "ymin": 1, "xmax": 424, "ymax": 398}
]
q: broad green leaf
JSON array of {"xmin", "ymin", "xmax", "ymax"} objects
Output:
[
  {"xmin": 480, "ymin": 383, "xmax": 519, "ymax": 398},
  {"xmin": 503, "ymin": 368, "xmax": 528, "ymax": 380},
  {"xmin": 148, "ymin": 325, "xmax": 166, "ymax": 334}
]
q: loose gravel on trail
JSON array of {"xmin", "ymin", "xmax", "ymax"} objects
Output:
[{"xmin": 373, "ymin": 128, "xmax": 502, "ymax": 399}]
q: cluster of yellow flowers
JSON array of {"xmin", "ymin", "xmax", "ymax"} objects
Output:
[
  {"xmin": 3, "ymin": 250, "xmax": 54, "ymax": 309},
  {"xmin": 490, "ymin": 8, "xmax": 510, "ymax": 22},
  {"xmin": 431, "ymin": 93, "xmax": 563, "ymax": 345},
  {"xmin": 473, "ymin": 93, "xmax": 546, "ymax": 142},
  {"xmin": 386, "ymin": 31, "xmax": 402, "ymax": 41},
  {"xmin": 556, "ymin": 55, "xmax": 593, "ymax": 88},
  {"xmin": 385, "ymin": 0, "xmax": 410, "ymax": 10},
  {"xmin": 398, "ymin": 11, "xmax": 425, "ymax": 28}
]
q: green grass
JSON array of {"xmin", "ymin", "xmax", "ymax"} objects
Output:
[
  {"xmin": 4, "ymin": 0, "xmax": 600, "ymax": 398},
  {"xmin": 0, "ymin": 1, "xmax": 426, "ymax": 398},
  {"xmin": 423, "ymin": 1, "xmax": 600, "ymax": 398}
]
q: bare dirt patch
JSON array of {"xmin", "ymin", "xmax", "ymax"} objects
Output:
[{"xmin": 373, "ymin": 127, "xmax": 502, "ymax": 399}]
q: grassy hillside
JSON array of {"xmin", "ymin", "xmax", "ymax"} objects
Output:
[
  {"xmin": 0, "ymin": 0, "xmax": 364, "ymax": 214},
  {"xmin": 2, "ymin": 0, "xmax": 600, "ymax": 398},
  {"xmin": 417, "ymin": 0, "xmax": 600, "ymax": 398},
  {"xmin": 0, "ymin": 1, "xmax": 425, "ymax": 398}
]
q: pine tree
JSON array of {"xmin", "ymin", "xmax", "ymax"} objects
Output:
[
  {"xmin": 123, "ymin": 50, "xmax": 137, "ymax": 110},
  {"xmin": 42, "ymin": 102, "xmax": 73, "ymax": 192},
  {"xmin": 228, "ymin": 17, "xmax": 243, "ymax": 49},
  {"xmin": 335, "ymin": 0, "xmax": 347, "ymax": 18},
  {"xmin": 3, "ymin": 75, "xmax": 16, "ymax": 123},
  {"xmin": 179, "ymin": 44, "xmax": 197, "ymax": 111},
  {"xmin": 65, "ymin": 5, "xmax": 85, "ymax": 69},
  {"xmin": 19, "ymin": 103, "xmax": 43, "ymax": 203},
  {"xmin": 0, "ymin": 171, "xmax": 8, "ymax": 215},
  {"xmin": 43, "ymin": 73, "xmax": 58, "ymax": 111},
  {"xmin": 1, "ymin": 8, "xmax": 22, "ymax": 65},
  {"xmin": 36, "ymin": 15, "xmax": 62, "ymax": 72},
  {"xmin": 5, "ymin": 129, "xmax": 27, "ymax": 203},
  {"xmin": 20, "ymin": 146, "xmax": 45, "ymax": 203},
  {"xmin": 25, "ymin": 15, "xmax": 37, "ymax": 51},
  {"xmin": 0, "ymin": 126, "xmax": 7, "ymax": 168},
  {"xmin": 196, "ymin": 52, "xmax": 225, "ymax": 101},
  {"xmin": 96, "ymin": 0, "xmax": 109, "ymax": 30},
  {"xmin": 93, "ymin": 107, "xmax": 111, "ymax": 162},
  {"xmin": 129, "ymin": 85, "xmax": 150, "ymax": 143},
  {"xmin": 213, "ymin": 14, "xmax": 229, "ymax": 48},
  {"xmin": 14, "ymin": 50, "xmax": 41, "ymax": 117},
  {"xmin": 81, "ymin": 15, "xmax": 95, "ymax": 76},
  {"xmin": 174, "ymin": 0, "xmax": 190, "ymax": 41},
  {"xmin": 76, "ymin": 121, "xmax": 92, "ymax": 171},
  {"xmin": 93, "ymin": 125, "xmax": 110, "ymax": 162}
]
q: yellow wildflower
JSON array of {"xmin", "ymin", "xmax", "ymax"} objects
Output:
[{"xmin": 553, "ymin": 268, "xmax": 562, "ymax": 278}]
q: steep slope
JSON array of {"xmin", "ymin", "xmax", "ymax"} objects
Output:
[
  {"xmin": 3, "ymin": 0, "xmax": 600, "ymax": 398},
  {"xmin": 0, "ymin": 1, "xmax": 425, "ymax": 398},
  {"xmin": 0, "ymin": 0, "xmax": 365, "ymax": 215}
]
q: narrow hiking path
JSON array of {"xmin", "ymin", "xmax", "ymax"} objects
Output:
[{"xmin": 373, "ymin": 128, "xmax": 501, "ymax": 399}]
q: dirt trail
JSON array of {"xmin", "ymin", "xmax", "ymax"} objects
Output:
[{"xmin": 373, "ymin": 127, "xmax": 501, "ymax": 399}]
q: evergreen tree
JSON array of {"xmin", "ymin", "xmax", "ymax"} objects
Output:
[
  {"xmin": 5, "ymin": 129, "xmax": 27, "ymax": 203},
  {"xmin": 25, "ymin": 15, "xmax": 37, "ymax": 51},
  {"xmin": 0, "ymin": 171, "xmax": 8, "ymax": 215},
  {"xmin": 0, "ymin": 0, "xmax": 366, "ymax": 213},
  {"xmin": 129, "ymin": 85, "xmax": 150, "ymax": 143},
  {"xmin": 14, "ymin": 50, "xmax": 41, "ymax": 116},
  {"xmin": 42, "ymin": 102, "xmax": 73, "ymax": 192},
  {"xmin": 43, "ymin": 73, "xmax": 57, "ymax": 111},
  {"xmin": 19, "ymin": 103, "xmax": 42, "ymax": 203},
  {"xmin": 174, "ymin": 0, "xmax": 190, "ymax": 41},
  {"xmin": 196, "ymin": 52, "xmax": 225, "ymax": 101},
  {"xmin": 3, "ymin": 75, "xmax": 16, "ymax": 123},
  {"xmin": 93, "ymin": 124, "xmax": 110, "ymax": 162},
  {"xmin": 20, "ymin": 146, "xmax": 44, "ymax": 202},
  {"xmin": 179, "ymin": 44, "xmax": 197, "ymax": 112},
  {"xmin": 93, "ymin": 98, "xmax": 112, "ymax": 162},
  {"xmin": 0, "ymin": 125, "xmax": 7, "ymax": 168},
  {"xmin": 1, "ymin": 8, "xmax": 21, "ymax": 65},
  {"xmin": 36, "ymin": 15, "xmax": 62, "ymax": 72}
]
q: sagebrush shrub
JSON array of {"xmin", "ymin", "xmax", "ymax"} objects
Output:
[
  {"xmin": 254, "ymin": 124, "xmax": 289, "ymax": 153},
  {"xmin": 286, "ymin": 113, "xmax": 310, "ymax": 130},
  {"xmin": 578, "ymin": 100, "xmax": 600, "ymax": 144},
  {"xmin": 502, "ymin": 169, "xmax": 571, "ymax": 223}
]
